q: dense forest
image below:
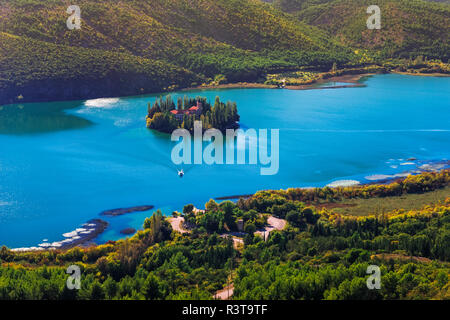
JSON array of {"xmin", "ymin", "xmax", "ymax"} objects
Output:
[
  {"xmin": 146, "ymin": 96, "xmax": 240, "ymax": 133},
  {"xmin": 272, "ymin": 0, "xmax": 450, "ymax": 61},
  {"xmin": 0, "ymin": 170, "xmax": 448, "ymax": 300},
  {"xmin": 0, "ymin": 0, "xmax": 344, "ymax": 104},
  {"xmin": 0, "ymin": 0, "xmax": 448, "ymax": 104},
  {"xmin": 0, "ymin": 32, "xmax": 198, "ymax": 104}
]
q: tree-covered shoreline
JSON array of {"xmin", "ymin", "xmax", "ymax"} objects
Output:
[
  {"xmin": 0, "ymin": 170, "xmax": 448, "ymax": 300},
  {"xmin": 1, "ymin": 0, "xmax": 449, "ymax": 104}
]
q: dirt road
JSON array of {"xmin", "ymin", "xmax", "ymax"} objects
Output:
[
  {"xmin": 255, "ymin": 216, "xmax": 287, "ymax": 239},
  {"xmin": 214, "ymin": 284, "xmax": 234, "ymax": 300},
  {"xmin": 167, "ymin": 216, "xmax": 190, "ymax": 234},
  {"xmin": 170, "ymin": 215, "xmax": 286, "ymax": 241}
]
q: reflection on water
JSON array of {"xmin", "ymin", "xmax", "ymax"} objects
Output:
[{"xmin": 0, "ymin": 101, "xmax": 92, "ymax": 135}]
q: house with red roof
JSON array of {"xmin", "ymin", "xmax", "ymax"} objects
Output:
[
  {"xmin": 170, "ymin": 109, "xmax": 184, "ymax": 120},
  {"xmin": 170, "ymin": 101, "xmax": 203, "ymax": 120},
  {"xmin": 188, "ymin": 101, "xmax": 203, "ymax": 116}
]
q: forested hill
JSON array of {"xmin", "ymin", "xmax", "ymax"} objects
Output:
[
  {"xmin": 0, "ymin": 0, "xmax": 448, "ymax": 104},
  {"xmin": 0, "ymin": 0, "xmax": 344, "ymax": 104},
  {"xmin": 0, "ymin": 32, "xmax": 199, "ymax": 104},
  {"xmin": 271, "ymin": 0, "xmax": 450, "ymax": 60}
]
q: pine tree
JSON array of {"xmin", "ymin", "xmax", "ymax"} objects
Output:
[{"xmin": 177, "ymin": 96, "xmax": 183, "ymax": 110}]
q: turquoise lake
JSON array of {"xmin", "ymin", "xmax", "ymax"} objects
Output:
[{"xmin": 0, "ymin": 74, "xmax": 449, "ymax": 248}]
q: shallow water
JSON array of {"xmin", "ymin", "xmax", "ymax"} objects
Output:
[{"xmin": 0, "ymin": 74, "xmax": 449, "ymax": 248}]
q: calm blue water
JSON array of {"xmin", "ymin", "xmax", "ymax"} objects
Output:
[{"xmin": 0, "ymin": 74, "xmax": 449, "ymax": 248}]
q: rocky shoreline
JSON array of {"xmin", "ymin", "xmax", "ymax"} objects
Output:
[
  {"xmin": 10, "ymin": 204, "xmax": 157, "ymax": 252},
  {"xmin": 11, "ymin": 219, "xmax": 108, "ymax": 252},
  {"xmin": 120, "ymin": 228, "xmax": 137, "ymax": 235},
  {"xmin": 100, "ymin": 205, "xmax": 154, "ymax": 217}
]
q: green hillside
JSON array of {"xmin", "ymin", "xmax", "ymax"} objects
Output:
[
  {"xmin": 0, "ymin": 32, "xmax": 199, "ymax": 104},
  {"xmin": 0, "ymin": 0, "xmax": 348, "ymax": 104},
  {"xmin": 272, "ymin": 0, "xmax": 450, "ymax": 60},
  {"xmin": 1, "ymin": 0, "xmax": 334, "ymax": 53},
  {"xmin": 1, "ymin": 0, "xmax": 448, "ymax": 104}
]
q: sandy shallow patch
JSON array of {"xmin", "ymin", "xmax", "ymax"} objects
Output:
[{"xmin": 327, "ymin": 180, "xmax": 360, "ymax": 187}]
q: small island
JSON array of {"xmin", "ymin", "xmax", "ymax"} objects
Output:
[
  {"xmin": 146, "ymin": 96, "xmax": 240, "ymax": 133},
  {"xmin": 100, "ymin": 205, "xmax": 155, "ymax": 217},
  {"xmin": 120, "ymin": 228, "xmax": 137, "ymax": 235}
]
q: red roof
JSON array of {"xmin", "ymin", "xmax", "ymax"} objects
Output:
[
  {"xmin": 170, "ymin": 110, "xmax": 179, "ymax": 114},
  {"xmin": 189, "ymin": 106, "xmax": 199, "ymax": 111}
]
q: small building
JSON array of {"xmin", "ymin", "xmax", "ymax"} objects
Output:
[
  {"xmin": 170, "ymin": 109, "xmax": 185, "ymax": 120},
  {"xmin": 188, "ymin": 101, "xmax": 203, "ymax": 116},
  {"xmin": 170, "ymin": 101, "xmax": 203, "ymax": 120}
]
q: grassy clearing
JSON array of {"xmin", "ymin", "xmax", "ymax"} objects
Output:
[{"xmin": 320, "ymin": 186, "xmax": 450, "ymax": 216}]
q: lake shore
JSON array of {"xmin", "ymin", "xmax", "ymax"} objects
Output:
[
  {"xmin": 285, "ymin": 73, "xmax": 370, "ymax": 90},
  {"xmin": 391, "ymin": 71, "xmax": 450, "ymax": 77},
  {"xmin": 3, "ymin": 71, "xmax": 447, "ymax": 106},
  {"xmin": 215, "ymin": 160, "xmax": 450, "ymax": 201},
  {"xmin": 183, "ymin": 71, "xmax": 449, "ymax": 92},
  {"xmin": 11, "ymin": 219, "xmax": 108, "ymax": 252},
  {"xmin": 182, "ymin": 73, "xmax": 373, "ymax": 92}
]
